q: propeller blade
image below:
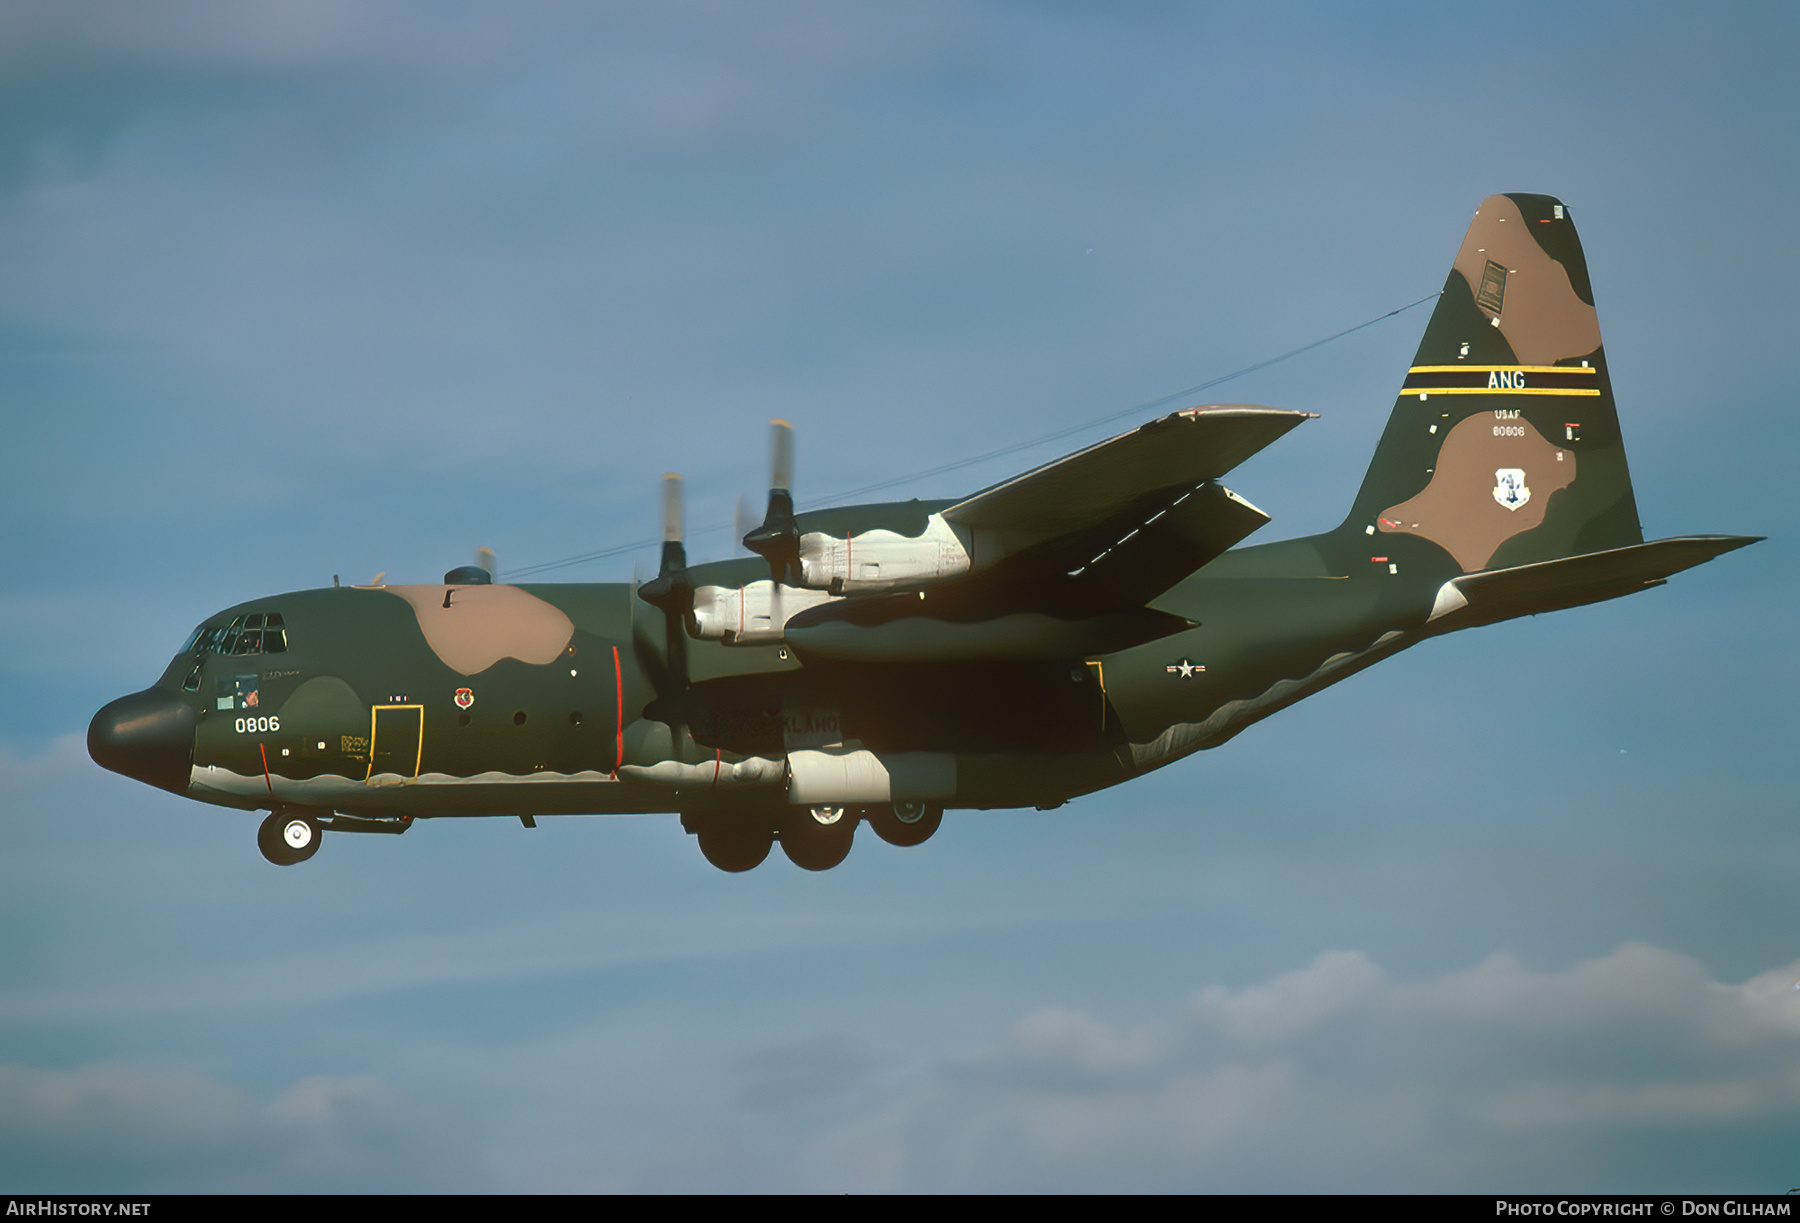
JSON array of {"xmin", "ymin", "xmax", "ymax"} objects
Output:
[
  {"xmin": 659, "ymin": 473, "xmax": 686, "ymax": 579},
  {"xmin": 634, "ymin": 474, "xmax": 692, "ymax": 760},
  {"xmin": 743, "ymin": 419, "xmax": 800, "ymax": 583},
  {"xmin": 734, "ymin": 493, "xmax": 756, "ymax": 555},
  {"xmin": 640, "ymin": 474, "xmax": 690, "ymax": 608},
  {"xmin": 631, "ymin": 617, "xmax": 668, "ymax": 691},
  {"xmin": 770, "ymin": 418, "xmax": 794, "ymax": 494}
]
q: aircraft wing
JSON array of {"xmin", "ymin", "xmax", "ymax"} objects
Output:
[
  {"xmin": 941, "ymin": 405, "xmax": 1312, "ymax": 555},
  {"xmin": 781, "ymin": 479, "xmax": 1272, "ymax": 661},
  {"xmin": 780, "ymin": 407, "xmax": 1313, "ymax": 657}
]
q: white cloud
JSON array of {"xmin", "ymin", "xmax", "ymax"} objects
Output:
[
  {"xmin": 0, "ymin": 1063, "xmax": 480, "ymax": 1192},
  {"xmin": 806, "ymin": 945, "xmax": 1800, "ymax": 1193}
]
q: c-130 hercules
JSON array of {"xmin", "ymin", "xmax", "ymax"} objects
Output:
[{"xmin": 90, "ymin": 194, "xmax": 1758, "ymax": 871}]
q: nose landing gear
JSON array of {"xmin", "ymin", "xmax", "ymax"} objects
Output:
[{"xmin": 257, "ymin": 809, "xmax": 322, "ymax": 866}]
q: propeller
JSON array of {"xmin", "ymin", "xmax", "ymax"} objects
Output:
[{"xmin": 742, "ymin": 419, "xmax": 800, "ymax": 584}]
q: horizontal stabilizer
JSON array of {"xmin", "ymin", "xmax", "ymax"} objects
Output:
[
  {"xmin": 945, "ymin": 406, "xmax": 1310, "ymax": 555},
  {"xmin": 1427, "ymin": 535, "xmax": 1762, "ymax": 630}
]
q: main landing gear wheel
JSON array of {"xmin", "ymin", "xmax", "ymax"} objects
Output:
[
  {"xmin": 695, "ymin": 820, "xmax": 774, "ymax": 873},
  {"xmin": 867, "ymin": 800, "xmax": 942, "ymax": 848},
  {"xmin": 258, "ymin": 810, "xmax": 321, "ymax": 866},
  {"xmin": 780, "ymin": 805, "xmax": 854, "ymax": 872}
]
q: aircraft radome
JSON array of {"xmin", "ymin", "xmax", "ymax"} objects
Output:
[{"xmin": 89, "ymin": 194, "xmax": 1759, "ymax": 873}]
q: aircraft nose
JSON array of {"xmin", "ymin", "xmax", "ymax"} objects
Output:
[{"xmin": 88, "ymin": 687, "xmax": 196, "ymax": 794}]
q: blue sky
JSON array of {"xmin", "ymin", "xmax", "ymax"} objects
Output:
[{"xmin": 1, "ymin": 0, "xmax": 1795, "ymax": 1192}]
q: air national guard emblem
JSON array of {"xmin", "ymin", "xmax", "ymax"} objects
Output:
[{"xmin": 1494, "ymin": 468, "xmax": 1530, "ymax": 511}]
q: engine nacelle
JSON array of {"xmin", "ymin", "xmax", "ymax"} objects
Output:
[
  {"xmin": 690, "ymin": 580, "xmax": 840, "ymax": 645},
  {"xmin": 691, "ymin": 516, "xmax": 975, "ymax": 646},
  {"xmin": 796, "ymin": 514, "xmax": 971, "ymax": 593}
]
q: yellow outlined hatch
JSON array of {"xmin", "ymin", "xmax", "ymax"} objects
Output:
[{"xmin": 366, "ymin": 703, "xmax": 424, "ymax": 783}]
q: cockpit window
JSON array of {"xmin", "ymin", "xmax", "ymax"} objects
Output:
[{"xmin": 188, "ymin": 612, "xmax": 289, "ymax": 656}]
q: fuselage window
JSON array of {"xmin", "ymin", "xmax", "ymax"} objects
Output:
[{"xmin": 216, "ymin": 674, "xmax": 261, "ymax": 711}]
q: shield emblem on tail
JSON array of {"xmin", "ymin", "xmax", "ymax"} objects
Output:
[{"xmin": 1494, "ymin": 468, "xmax": 1530, "ymax": 510}]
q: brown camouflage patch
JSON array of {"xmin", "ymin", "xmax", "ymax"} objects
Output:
[
  {"xmin": 1377, "ymin": 413, "xmax": 1576, "ymax": 572},
  {"xmin": 1453, "ymin": 196, "xmax": 1600, "ymax": 364},
  {"xmin": 385, "ymin": 585, "xmax": 575, "ymax": 675}
]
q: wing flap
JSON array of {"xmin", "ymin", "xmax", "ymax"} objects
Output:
[
  {"xmin": 942, "ymin": 406, "xmax": 1311, "ymax": 547},
  {"xmin": 1061, "ymin": 480, "xmax": 1271, "ymax": 608}
]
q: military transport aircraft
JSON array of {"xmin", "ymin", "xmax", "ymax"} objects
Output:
[{"xmin": 89, "ymin": 194, "xmax": 1758, "ymax": 872}]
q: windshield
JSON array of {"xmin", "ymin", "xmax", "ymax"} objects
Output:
[{"xmin": 186, "ymin": 612, "xmax": 289, "ymax": 656}]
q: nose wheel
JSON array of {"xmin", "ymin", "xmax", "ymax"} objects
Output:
[{"xmin": 258, "ymin": 810, "xmax": 322, "ymax": 866}]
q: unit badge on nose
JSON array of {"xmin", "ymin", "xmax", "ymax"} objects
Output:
[{"xmin": 454, "ymin": 688, "xmax": 474, "ymax": 709}]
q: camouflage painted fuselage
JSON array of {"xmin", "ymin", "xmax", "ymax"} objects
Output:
[{"xmin": 150, "ymin": 538, "xmax": 1393, "ymax": 819}]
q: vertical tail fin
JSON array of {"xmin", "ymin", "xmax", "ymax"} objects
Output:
[{"xmin": 1338, "ymin": 193, "xmax": 1643, "ymax": 574}]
